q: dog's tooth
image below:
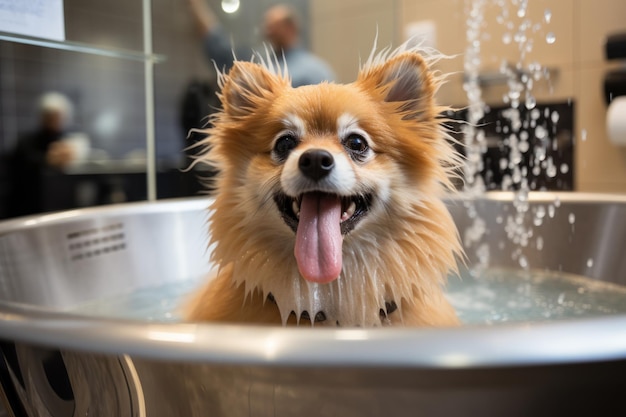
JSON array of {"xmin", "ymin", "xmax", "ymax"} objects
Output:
[
  {"xmin": 340, "ymin": 201, "xmax": 357, "ymax": 222},
  {"xmin": 347, "ymin": 201, "xmax": 356, "ymax": 217},
  {"xmin": 292, "ymin": 200, "xmax": 300, "ymax": 217}
]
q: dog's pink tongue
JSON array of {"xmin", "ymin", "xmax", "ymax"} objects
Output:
[{"xmin": 295, "ymin": 192, "xmax": 343, "ymax": 283}]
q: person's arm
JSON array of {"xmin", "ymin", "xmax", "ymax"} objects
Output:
[
  {"xmin": 188, "ymin": 0, "xmax": 219, "ymax": 36},
  {"xmin": 188, "ymin": 0, "xmax": 240, "ymax": 72}
]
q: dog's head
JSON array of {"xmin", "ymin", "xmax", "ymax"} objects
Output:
[{"xmin": 201, "ymin": 46, "xmax": 461, "ymax": 325}]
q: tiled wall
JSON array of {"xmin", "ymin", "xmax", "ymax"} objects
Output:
[{"xmin": 310, "ymin": 0, "xmax": 626, "ymax": 193}]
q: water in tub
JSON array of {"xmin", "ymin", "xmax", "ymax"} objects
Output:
[{"xmin": 72, "ymin": 268, "xmax": 626, "ymax": 325}]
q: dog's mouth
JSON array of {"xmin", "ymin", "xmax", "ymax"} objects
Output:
[
  {"xmin": 274, "ymin": 192, "xmax": 372, "ymax": 284},
  {"xmin": 274, "ymin": 192, "xmax": 372, "ymax": 235}
]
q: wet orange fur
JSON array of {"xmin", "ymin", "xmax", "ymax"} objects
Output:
[{"xmin": 185, "ymin": 45, "xmax": 464, "ymax": 327}]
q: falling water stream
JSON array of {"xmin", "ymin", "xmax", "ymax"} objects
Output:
[{"xmin": 462, "ymin": 0, "xmax": 575, "ymax": 271}]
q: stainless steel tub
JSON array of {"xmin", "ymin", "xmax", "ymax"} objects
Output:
[{"xmin": 1, "ymin": 193, "xmax": 626, "ymax": 417}]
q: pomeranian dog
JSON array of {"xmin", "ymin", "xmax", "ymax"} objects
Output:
[{"xmin": 185, "ymin": 42, "xmax": 463, "ymax": 327}]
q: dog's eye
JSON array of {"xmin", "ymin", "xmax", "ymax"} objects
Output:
[
  {"xmin": 344, "ymin": 134, "xmax": 369, "ymax": 153},
  {"xmin": 274, "ymin": 134, "xmax": 298, "ymax": 159}
]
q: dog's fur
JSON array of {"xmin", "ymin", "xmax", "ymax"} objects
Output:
[{"xmin": 185, "ymin": 43, "xmax": 463, "ymax": 327}]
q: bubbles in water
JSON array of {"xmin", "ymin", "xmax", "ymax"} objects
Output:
[
  {"xmin": 568, "ymin": 213, "xmax": 576, "ymax": 224},
  {"xmin": 587, "ymin": 258, "xmax": 594, "ymax": 268},
  {"xmin": 544, "ymin": 9, "xmax": 552, "ymax": 24},
  {"xmin": 545, "ymin": 32, "xmax": 556, "ymax": 44}
]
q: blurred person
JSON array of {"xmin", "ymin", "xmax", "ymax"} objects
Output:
[
  {"xmin": 188, "ymin": 0, "xmax": 335, "ymax": 87},
  {"xmin": 6, "ymin": 92, "xmax": 83, "ymax": 217}
]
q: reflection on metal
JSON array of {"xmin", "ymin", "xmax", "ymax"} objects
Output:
[
  {"xmin": 0, "ymin": 195, "xmax": 625, "ymax": 416},
  {"xmin": 1, "ymin": 344, "xmax": 144, "ymax": 417},
  {"xmin": 0, "ymin": 32, "xmax": 166, "ymax": 63}
]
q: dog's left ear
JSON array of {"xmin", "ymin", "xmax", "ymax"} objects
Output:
[{"xmin": 356, "ymin": 52, "xmax": 436, "ymax": 121}]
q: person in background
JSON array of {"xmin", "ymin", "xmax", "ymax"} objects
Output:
[
  {"xmin": 187, "ymin": 0, "xmax": 335, "ymax": 87},
  {"xmin": 6, "ymin": 92, "xmax": 79, "ymax": 217}
]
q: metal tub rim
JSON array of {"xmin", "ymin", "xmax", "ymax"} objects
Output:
[{"xmin": 1, "ymin": 192, "xmax": 626, "ymax": 370}]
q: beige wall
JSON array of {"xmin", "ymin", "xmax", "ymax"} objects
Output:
[
  {"xmin": 310, "ymin": 0, "xmax": 626, "ymax": 193},
  {"xmin": 310, "ymin": 0, "xmax": 396, "ymax": 83}
]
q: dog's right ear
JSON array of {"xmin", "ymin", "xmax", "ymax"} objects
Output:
[{"xmin": 220, "ymin": 61, "xmax": 285, "ymax": 118}]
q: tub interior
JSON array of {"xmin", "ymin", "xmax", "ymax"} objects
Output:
[{"xmin": 1, "ymin": 194, "xmax": 625, "ymax": 322}]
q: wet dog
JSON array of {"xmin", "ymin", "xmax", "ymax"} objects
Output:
[{"xmin": 185, "ymin": 43, "xmax": 463, "ymax": 326}]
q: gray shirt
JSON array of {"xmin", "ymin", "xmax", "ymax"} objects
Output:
[{"xmin": 203, "ymin": 27, "xmax": 335, "ymax": 87}]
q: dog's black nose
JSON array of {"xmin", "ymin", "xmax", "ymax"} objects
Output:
[{"xmin": 298, "ymin": 149, "xmax": 334, "ymax": 180}]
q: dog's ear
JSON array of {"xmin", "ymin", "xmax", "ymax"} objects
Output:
[
  {"xmin": 220, "ymin": 61, "xmax": 284, "ymax": 117},
  {"xmin": 356, "ymin": 52, "xmax": 436, "ymax": 121}
]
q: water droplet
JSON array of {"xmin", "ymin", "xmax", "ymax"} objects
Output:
[
  {"xmin": 525, "ymin": 95, "xmax": 536, "ymax": 109},
  {"xmin": 519, "ymin": 255, "xmax": 529, "ymax": 269},
  {"xmin": 568, "ymin": 213, "xmax": 576, "ymax": 224},
  {"xmin": 560, "ymin": 163, "xmax": 569, "ymax": 174},
  {"xmin": 587, "ymin": 258, "xmax": 594, "ymax": 268},
  {"xmin": 535, "ymin": 205, "xmax": 546, "ymax": 218},
  {"xmin": 544, "ymin": 9, "xmax": 552, "ymax": 24},
  {"xmin": 530, "ymin": 108, "xmax": 541, "ymax": 120},
  {"xmin": 554, "ymin": 197, "xmax": 561, "ymax": 207},
  {"xmin": 581, "ymin": 129, "xmax": 587, "ymax": 141},
  {"xmin": 546, "ymin": 32, "xmax": 556, "ymax": 44},
  {"xmin": 518, "ymin": 140, "xmax": 530, "ymax": 153},
  {"xmin": 535, "ymin": 125, "xmax": 547, "ymax": 139},
  {"xmin": 502, "ymin": 32, "xmax": 512, "ymax": 44},
  {"xmin": 536, "ymin": 236, "xmax": 544, "ymax": 250},
  {"xmin": 551, "ymin": 111, "xmax": 560, "ymax": 124}
]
